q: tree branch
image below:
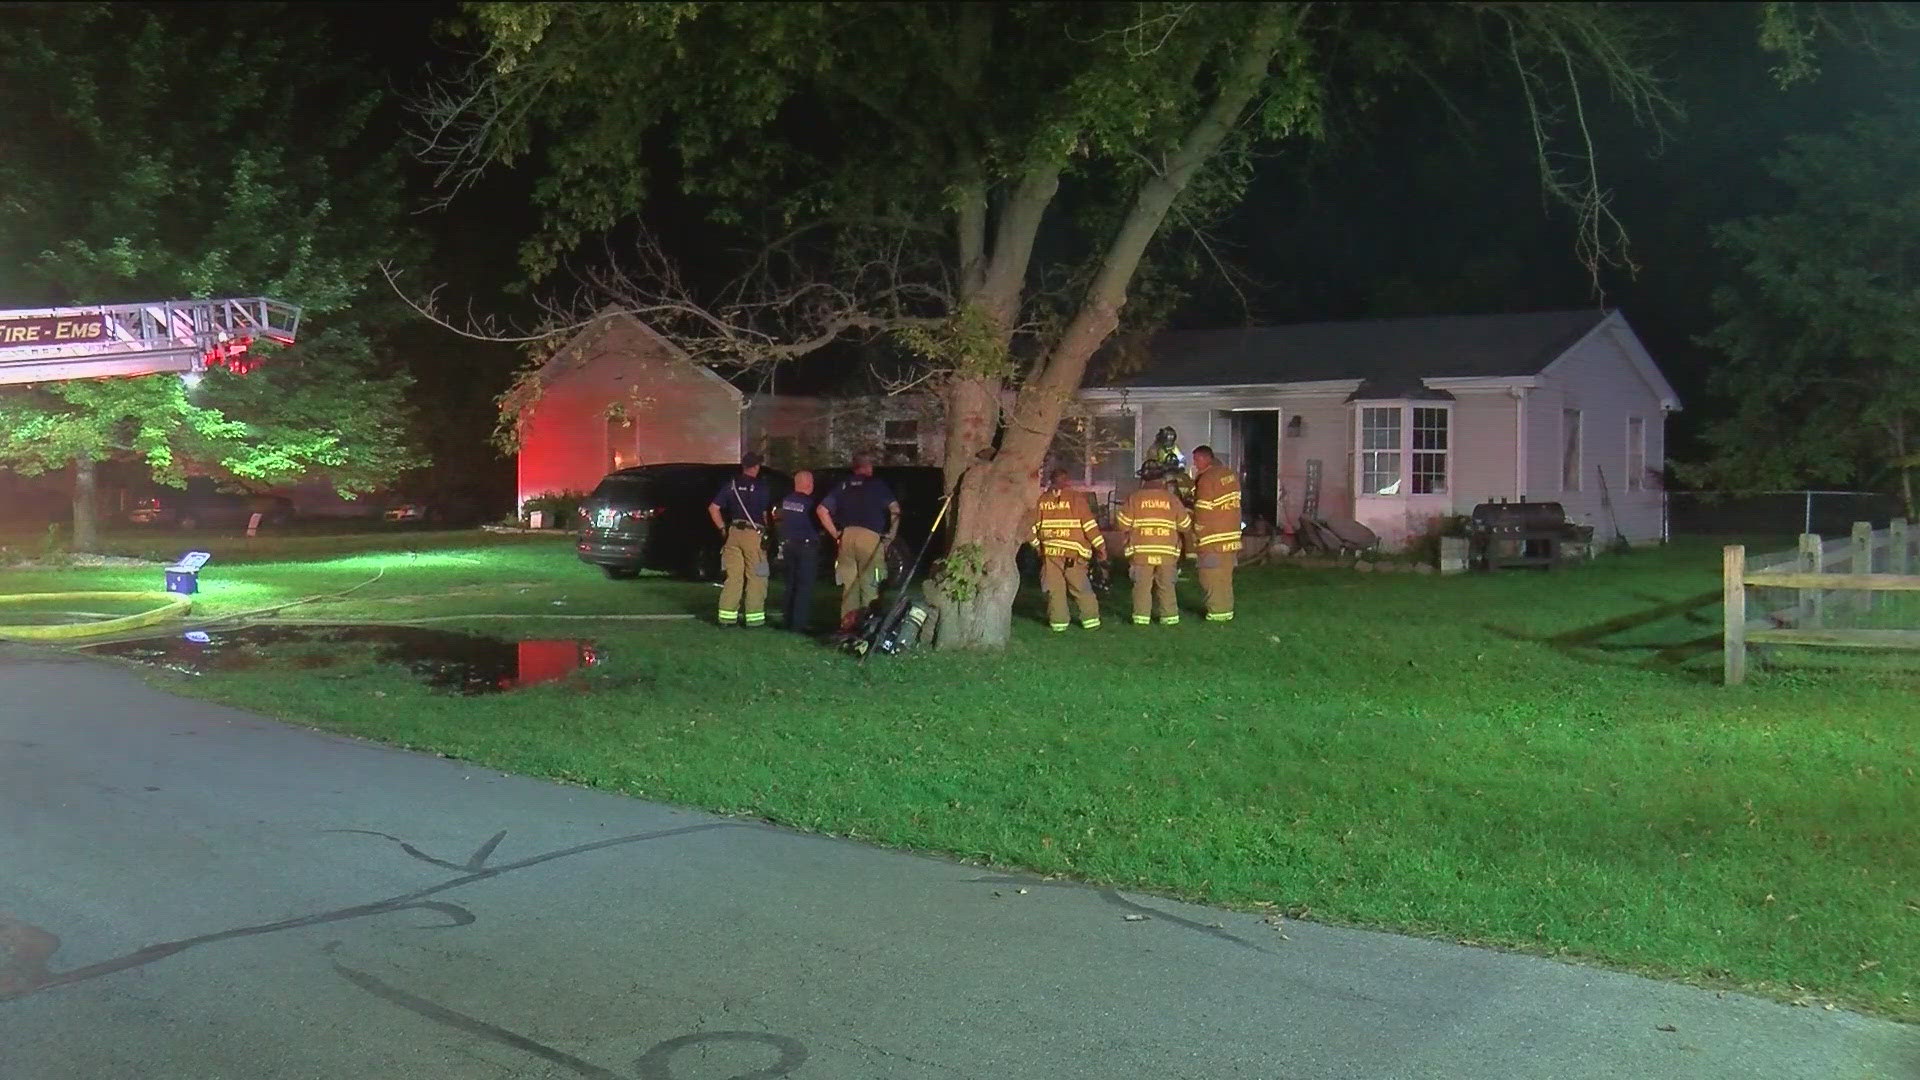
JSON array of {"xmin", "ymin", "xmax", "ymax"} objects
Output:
[{"xmin": 1025, "ymin": 5, "xmax": 1298, "ymax": 413}]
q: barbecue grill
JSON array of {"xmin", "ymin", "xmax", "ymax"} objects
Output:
[{"xmin": 1467, "ymin": 499, "xmax": 1594, "ymax": 570}]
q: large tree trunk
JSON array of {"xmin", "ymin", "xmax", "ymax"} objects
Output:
[
  {"xmin": 926, "ymin": 459, "xmax": 1032, "ymax": 647},
  {"xmin": 929, "ymin": 8, "xmax": 1291, "ymax": 648},
  {"xmin": 71, "ymin": 454, "xmax": 98, "ymax": 552}
]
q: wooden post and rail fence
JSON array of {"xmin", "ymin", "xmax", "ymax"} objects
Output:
[{"xmin": 1722, "ymin": 518, "xmax": 1918, "ymax": 685}]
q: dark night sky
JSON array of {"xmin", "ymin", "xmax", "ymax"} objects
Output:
[{"xmin": 321, "ymin": 2, "xmax": 1920, "ymax": 463}]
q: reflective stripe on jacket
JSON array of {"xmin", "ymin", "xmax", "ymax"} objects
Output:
[
  {"xmin": 1116, "ymin": 486, "xmax": 1190, "ymax": 562},
  {"xmin": 1191, "ymin": 465, "xmax": 1243, "ymax": 552},
  {"xmin": 1032, "ymin": 488, "xmax": 1106, "ymax": 559}
]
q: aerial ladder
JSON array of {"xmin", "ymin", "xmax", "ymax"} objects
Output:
[{"xmin": 0, "ymin": 297, "xmax": 303, "ymax": 386}]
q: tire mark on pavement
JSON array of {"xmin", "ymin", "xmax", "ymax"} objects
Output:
[
  {"xmin": 968, "ymin": 874, "xmax": 1273, "ymax": 954},
  {"xmin": 0, "ymin": 821, "xmax": 749, "ymax": 1002},
  {"xmin": 334, "ymin": 960, "xmax": 809, "ymax": 1080}
]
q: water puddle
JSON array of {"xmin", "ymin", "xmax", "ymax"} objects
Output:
[{"xmin": 86, "ymin": 625, "xmax": 601, "ymax": 694}]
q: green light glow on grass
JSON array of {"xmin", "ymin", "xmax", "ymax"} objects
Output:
[{"xmin": 12, "ymin": 532, "xmax": 1917, "ymax": 1019}]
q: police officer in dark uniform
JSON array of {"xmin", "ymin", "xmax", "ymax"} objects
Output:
[
  {"xmin": 773, "ymin": 469, "xmax": 822, "ymax": 634},
  {"xmin": 706, "ymin": 452, "xmax": 773, "ymax": 627}
]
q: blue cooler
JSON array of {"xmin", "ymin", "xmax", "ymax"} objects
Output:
[{"xmin": 164, "ymin": 551, "xmax": 212, "ymax": 596}]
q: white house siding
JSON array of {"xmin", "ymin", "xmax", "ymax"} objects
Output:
[
  {"xmin": 1349, "ymin": 389, "xmax": 1527, "ymax": 548},
  {"xmin": 1525, "ymin": 317, "xmax": 1670, "ymax": 543},
  {"xmin": 1276, "ymin": 394, "xmax": 1354, "ymax": 523},
  {"xmin": 1447, "ymin": 389, "xmax": 1525, "ymax": 510},
  {"xmin": 1143, "ymin": 403, "xmax": 1223, "ymax": 464}
]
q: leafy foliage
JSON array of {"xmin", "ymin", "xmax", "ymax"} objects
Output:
[
  {"xmin": 426, "ymin": 2, "xmax": 1816, "ymax": 645},
  {"xmin": 0, "ymin": 3, "xmax": 426, "ymax": 524},
  {"xmin": 1690, "ymin": 105, "xmax": 1920, "ymax": 515},
  {"xmin": 439, "ymin": 3, "xmax": 1669, "ymax": 285}
]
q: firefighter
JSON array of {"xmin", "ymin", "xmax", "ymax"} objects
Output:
[
  {"xmin": 1116, "ymin": 464, "xmax": 1189, "ymax": 626},
  {"xmin": 1143, "ymin": 425, "xmax": 1195, "ymax": 508},
  {"xmin": 773, "ymin": 470, "xmax": 822, "ymax": 634},
  {"xmin": 1187, "ymin": 445, "xmax": 1242, "ymax": 622},
  {"xmin": 816, "ymin": 454, "xmax": 902, "ymax": 625},
  {"xmin": 706, "ymin": 452, "xmax": 773, "ymax": 627},
  {"xmin": 1031, "ymin": 467, "xmax": 1105, "ymax": 631}
]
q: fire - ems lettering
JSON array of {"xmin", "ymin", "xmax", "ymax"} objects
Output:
[
  {"xmin": 1032, "ymin": 488, "xmax": 1106, "ymax": 560},
  {"xmin": 0, "ymin": 315, "xmax": 105, "ymax": 350},
  {"xmin": 1116, "ymin": 486, "xmax": 1190, "ymax": 562}
]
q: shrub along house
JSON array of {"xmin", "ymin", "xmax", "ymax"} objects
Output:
[{"xmin": 1074, "ymin": 309, "xmax": 1681, "ymax": 549}]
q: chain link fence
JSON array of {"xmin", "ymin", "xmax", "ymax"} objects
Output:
[{"xmin": 1666, "ymin": 490, "xmax": 1906, "ymax": 540}]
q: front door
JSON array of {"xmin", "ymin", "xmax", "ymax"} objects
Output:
[{"xmin": 1220, "ymin": 409, "xmax": 1281, "ymax": 532}]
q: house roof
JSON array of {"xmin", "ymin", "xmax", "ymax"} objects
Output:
[{"xmin": 1106, "ymin": 309, "xmax": 1613, "ymax": 388}]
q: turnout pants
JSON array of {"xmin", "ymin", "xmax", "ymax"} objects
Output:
[
  {"xmin": 1129, "ymin": 557, "xmax": 1179, "ymax": 625},
  {"xmin": 836, "ymin": 526, "xmax": 887, "ymax": 618},
  {"xmin": 718, "ymin": 525, "xmax": 769, "ymax": 626},
  {"xmin": 1196, "ymin": 549, "xmax": 1235, "ymax": 622},
  {"xmin": 781, "ymin": 537, "xmax": 820, "ymax": 633},
  {"xmin": 1041, "ymin": 553, "xmax": 1101, "ymax": 631}
]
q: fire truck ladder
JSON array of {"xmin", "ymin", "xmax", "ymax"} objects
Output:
[{"xmin": 0, "ymin": 297, "xmax": 303, "ymax": 386}]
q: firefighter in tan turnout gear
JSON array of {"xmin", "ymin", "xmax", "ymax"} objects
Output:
[
  {"xmin": 706, "ymin": 452, "xmax": 774, "ymax": 627},
  {"xmin": 1116, "ymin": 465, "xmax": 1189, "ymax": 626},
  {"xmin": 1187, "ymin": 445, "xmax": 1242, "ymax": 622},
  {"xmin": 1031, "ymin": 468, "xmax": 1106, "ymax": 632}
]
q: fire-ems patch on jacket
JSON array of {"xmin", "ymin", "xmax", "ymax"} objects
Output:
[
  {"xmin": 1117, "ymin": 485, "xmax": 1190, "ymax": 563},
  {"xmin": 1192, "ymin": 464, "xmax": 1243, "ymax": 552},
  {"xmin": 1032, "ymin": 487, "xmax": 1106, "ymax": 559}
]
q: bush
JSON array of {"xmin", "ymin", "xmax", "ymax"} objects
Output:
[
  {"xmin": 1406, "ymin": 513, "xmax": 1471, "ymax": 566},
  {"xmin": 520, "ymin": 490, "xmax": 588, "ymax": 529}
]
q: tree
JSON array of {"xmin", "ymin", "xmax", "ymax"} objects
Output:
[
  {"xmin": 0, "ymin": 3, "xmax": 426, "ymax": 548},
  {"xmin": 1690, "ymin": 107, "xmax": 1920, "ymax": 520},
  {"xmin": 420, "ymin": 2, "xmax": 1835, "ymax": 647}
]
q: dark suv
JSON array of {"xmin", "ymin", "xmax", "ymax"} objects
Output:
[
  {"xmin": 576, "ymin": 464, "xmax": 790, "ymax": 579},
  {"xmin": 576, "ymin": 462, "xmax": 952, "ymax": 582}
]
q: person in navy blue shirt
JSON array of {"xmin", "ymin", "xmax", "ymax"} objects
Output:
[
  {"xmin": 816, "ymin": 454, "xmax": 902, "ymax": 624},
  {"xmin": 773, "ymin": 469, "xmax": 823, "ymax": 634},
  {"xmin": 706, "ymin": 452, "xmax": 773, "ymax": 627}
]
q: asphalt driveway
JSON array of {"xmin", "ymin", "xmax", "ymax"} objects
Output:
[{"xmin": 2, "ymin": 643, "xmax": 1915, "ymax": 1079}]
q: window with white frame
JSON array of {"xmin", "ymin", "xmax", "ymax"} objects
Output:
[
  {"xmin": 1626, "ymin": 416, "xmax": 1645, "ymax": 492},
  {"xmin": 1354, "ymin": 403, "xmax": 1449, "ymax": 496},
  {"xmin": 1359, "ymin": 407, "xmax": 1402, "ymax": 494},
  {"xmin": 1411, "ymin": 407, "xmax": 1449, "ymax": 494},
  {"xmin": 1562, "ymin": 409, "xmax": 1582, "ymax": 492}
]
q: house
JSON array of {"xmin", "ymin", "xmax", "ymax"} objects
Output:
[
  {"xmin": 513, "ymin": 313, "xmax": 743, "ymax": 513},
  {"xmin": 1075, "ymin": 309, "xmax": 1680, "ymax": 548},
  {"xmin": 513, "ymin": 308, "xmax": 1681, "ymax": 551},
  {"xmin": 742, "ymin": 393, "xmax": 946, "ymax": 472}
]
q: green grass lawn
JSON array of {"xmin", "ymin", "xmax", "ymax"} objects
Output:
[{"xmin": 5, "ymin": 532, "xmax": 1917, "ymax": 1020}]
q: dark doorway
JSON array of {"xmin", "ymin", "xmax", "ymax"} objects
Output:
[{"xmin": 1230, "ymin": 410, "xmax": 1279, "ymax": 531}]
